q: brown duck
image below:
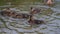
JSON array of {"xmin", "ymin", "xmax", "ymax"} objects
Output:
[
  {"xmin": 28, "ymin": 15, "xmax": 45, "ymax": 25},
  {"xmin": 30, "ymin": 7, "xmax": 41, "ymax": 15}
]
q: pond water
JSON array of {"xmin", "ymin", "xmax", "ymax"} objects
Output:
[{"xmin": 0, "ymin": 0, "xmax": 60, "ymax": 34}]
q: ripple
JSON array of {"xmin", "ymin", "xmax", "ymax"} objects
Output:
[{"xmin": 0, "ymin": 2, "xmax": 60, "ymax": 34}]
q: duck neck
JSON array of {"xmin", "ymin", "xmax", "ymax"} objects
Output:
[{"xmin": 29, "ymin": 15, "xmax": 34, "ymax": 21}]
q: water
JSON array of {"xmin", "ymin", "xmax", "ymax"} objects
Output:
[{"xmin": 0, "ymin": 0, "xmax": 60, "ymax": 34}]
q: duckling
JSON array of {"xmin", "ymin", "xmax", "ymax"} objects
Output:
[
  {"xmin": 16, "ymin": 14, "xmax": 23, "ymax": 19},
  {"xmin": 0, "ymin": 8, "xmax": 12, "ymax": 16},
  {"xmin": 9, "ymin": 12, "xmax": 17, "ymax": 18},
  {"xmin": 28, "ymin": 15, "xmax": 45, "ymax": 25},
  {"xmin": 16, "ymin": 13, "xmax": 31, "ymax": 19},
  {"xmin": 30, "ymin": 7, "xmax": 41, "ymax": 14},
  {"xmin": 22, "ymin": 13, "xmax": 32, "ymax": 19},
  {"xmin": 0, "ymin": 10, "xmax": 10, "ymax": 16}
]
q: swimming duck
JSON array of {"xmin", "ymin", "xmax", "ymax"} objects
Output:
[
  {"xmin": 15, "ymin": 13, "xmax": 32, "ymax": 19},
  {"xmin": 30, "ymin": 7, "xmax": 41, "ymax": 14},
  {"xmin": 9, "ymin": 12, "xmax": 17, "ymax": 18},
  {"xmin": 28, "ymin": 15, "xmax": 45, "ymax": 25},
  {"xmin": 0, "ymin": 8, "xmax": 12, "ymax": 16},
  {"xmin": 0, "ymin": 10, "xmax": 11, "ymax": 16}
]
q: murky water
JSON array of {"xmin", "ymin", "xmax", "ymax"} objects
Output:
[{"xmin": 0, "ymin": 0, "xmax": 60, "ymax": 34}]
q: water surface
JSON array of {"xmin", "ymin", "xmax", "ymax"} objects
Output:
[{"xmin": 0, "ymin": 0, "xmax": 60, "ymax": 34}]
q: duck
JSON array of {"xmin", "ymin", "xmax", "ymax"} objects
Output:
[
  {"xmin": 0, "ymin": 10, "xmax": 11, "ymax": 16},
  {"xmin": 30, "ymin": 7, "xmax": 41, "ymax": 15},
  {"xmin": 0, "ymin": 8, "xmax": 12, "ymax": 16},
  {"xmin": 9, "ymin": 12, "xmax": 17, "ymax": 18},
  {"xmin": 28, "ymin": 15, "xmax": 45, "ymax": 25},
  {"xmin": 15, "ymin": 13, "xmax": 32, "ymax": 19}
]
